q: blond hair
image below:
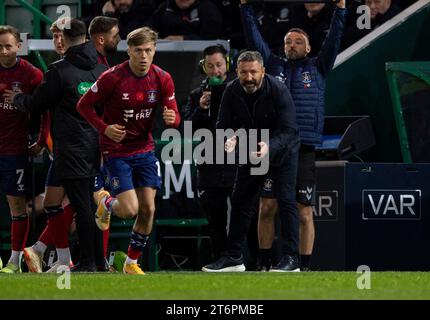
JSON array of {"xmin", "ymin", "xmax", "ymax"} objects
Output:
[{"xmin": 127, "ymin": 27, "xmax": 158, "ymax": 47}]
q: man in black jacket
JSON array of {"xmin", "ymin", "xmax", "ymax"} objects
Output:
[
  {"xmin": 6, "ymin": 19, "xmax": 108, "ymax": 272},
  {"xmin": 202, "ymin": 51, "xmax": 300, "ymax": 272},
  {"xmin": 182, "ymin": 45, "xmax": 238, "ymax": 261}
]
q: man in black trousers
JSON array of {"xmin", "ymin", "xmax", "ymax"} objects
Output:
[
  {"xmin": 202, "ymin": 51, "xmax": 300, "ymax": 272},
  {"xmin": 7, "ymin": 18, "xmax": 107, "ymax": 272}
]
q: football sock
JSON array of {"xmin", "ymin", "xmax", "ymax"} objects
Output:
[
  {"xmin": 32, "ymin": 241, "xmax": 47, "ymax": 256},
  {"xmin": 260, "ymin": 248, "xmax": 272, "ymax": 269},
  {"xmin": 127, "ymin": 230, "xmax": 149, "ymax": 262},
  {"xmin": 300, "ymin": 254, "xmax": 311, "ymax": 269},
  {"xmin": 11, "ymin": 213, "xmax": 29, "ymax": 252}
]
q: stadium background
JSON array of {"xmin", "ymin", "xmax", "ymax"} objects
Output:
[{"xmin": 0, "ymin": 0, "xmax": 430, "ymax": 273}]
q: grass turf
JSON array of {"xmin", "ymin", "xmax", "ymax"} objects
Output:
[{"xmin": 0, "ymin": 272, "xmax": 430, "ymax": 300}]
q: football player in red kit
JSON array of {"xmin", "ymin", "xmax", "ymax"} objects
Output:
[
  {"xmin": 77, "ymin": 27, "xmax": 180, "ymax": 275},
  {"xmin": 0, "ymin": 25, "xmax": 43, "ymax": 273}
]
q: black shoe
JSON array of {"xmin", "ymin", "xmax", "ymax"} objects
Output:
[
  {"xmin": 71, "ymin": 263, "xmax": 97, "ymax": 272},
  {"xmin": 269, "ymin": 255, "xmax": 300, "ymax": 272},
  {"xmin": 202, "ymin": 256, "xmax": 246, "ymax": 272},
  {"xmin": 300, "ymin": 266, "xmax": 311, "ymax": 272}
]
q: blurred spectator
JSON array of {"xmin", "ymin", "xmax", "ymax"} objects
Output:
[
  {"xmin": 212, "ymin": 0, "xmax": 242, "ymax": 45},
  {"xmin": 149, "ymin": 0, "xmax": 223, "ymax": 40},
  {"xmin": 341, "ymin": 0, "xmax": 402, "ymax": 51},
  {"xmin": 253, "ymin": 2, "xmax": 295, "ymax": 54},
  {"xmin": 291, "ymin": 3, "xmax": 336, "ymax": 57},
  {"xmin": 365, "ymin": 0, "xmax": 401, "ymax": 27},
  {"xmin": 98, "ymin": 0, "xmax": 155, "ymax": 39}
]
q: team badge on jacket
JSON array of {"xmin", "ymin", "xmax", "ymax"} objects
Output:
[{"xmin": 302, "ymin": 71, "xmax": 312, "ymax": 88}]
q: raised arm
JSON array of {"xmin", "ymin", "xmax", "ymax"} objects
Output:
[
  {"xmin": 239, "ymin": 0, "xmax": 277, "ymax": 66},
  {"xmin": 316, "ymin": 0, "xmax": 347, "ymax": 77}
]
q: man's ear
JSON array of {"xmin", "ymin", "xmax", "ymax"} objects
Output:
[{"xmin": 306, "ymin": 45, "xmax": 311, "ymax": 54}]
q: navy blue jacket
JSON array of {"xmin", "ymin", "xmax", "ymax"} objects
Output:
[
  {"xmin": 241, "ymin": 4, "xmax": 346, "ymax": 146},
  {"xmin": 217, "ymin": 74, "xmax": 299, "ymax": 167}
]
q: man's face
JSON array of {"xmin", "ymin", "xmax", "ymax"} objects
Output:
[
  {"xmin": 103, "ymin": 25, "xmax": 121, "ymax": 53},
  {"xmin": 0, "ymin": 32, "xmax": 20, "ymax": 68},
  {"xmin": 365, "ymin": 0, "xmax": 391, "ymax": 19},
  {"xmin": 304, "ymin": 3, "xmax": 325, "ymax": 16},
  {"xmin": 284, "ymin": 32, "xmax": 310, "ymax": 60},
  {"xmin": 52, "ymin": 31, "xmax": 65, "ymax": 55},
  {"xmin": 175, "ymin": 0, "xmax": 196, "ymax": 10},
  {"xmin": 204, "ymin": 52, "xmax": 227, "ymax": 80},
  {"xmin": 113, "ymin": 0, "xmax": 133, "ymax": 14},
  {"xmin": 237, "ymin": 60, "xmax": 265, "ymax": 94},
  {"xmin": 127, "ymin": 41, "xmax": 156, "ymax": 75}
]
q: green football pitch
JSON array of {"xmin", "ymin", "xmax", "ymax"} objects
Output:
[{"xmin": 0, "ymin": 272, "xmax": 430, "ymax": 300}]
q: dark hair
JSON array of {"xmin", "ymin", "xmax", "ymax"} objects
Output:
[
  {"xmin": 285, "ymin": 27, "xmax": 310, "ymax": 41},
  {"xmin": 203, "ymin": 44, "xmax": 227, "ymax": 59},
  {"xmin": 0, "ymin": 25, "xmax": 21, "ymax": 43},
  {"xmin": 62, "ymin": 18, "xmax": 87, "ymax": 42},
  {"xmin": 236, "ymin": 50, "xmax": 264, "ymax": 67},
  {"xmin": 89, "ymin": 16, "xmax": 118, "ymax": 36}
]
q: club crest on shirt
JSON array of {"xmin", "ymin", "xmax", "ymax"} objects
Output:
[
  {"xmin": 122, "ymin": 93, "xmax": 130, "ymax": 100},
  {"xmin": 11, "ymin": 81, "xmax": 22, "ymax": 92},
  {"xmin": 146, "ymin": 90, "xmax": 158, "ymax": 103},
  {"xmin": 302, "ymin": 71, "xmax": 312, "ymax": 84}
]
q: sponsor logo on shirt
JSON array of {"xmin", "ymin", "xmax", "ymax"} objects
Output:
[
  {"xmin": 77, "ymin": 82, "xmax": 93, "ymax": 95},
  {"xmin": 123, "ymin": 109, "xmax": 134, "ymax": 122},
  {"xmin": 136, "ymin": 108, "xmax": 153, "ymax": 120}
]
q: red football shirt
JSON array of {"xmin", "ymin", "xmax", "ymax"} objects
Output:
[
  {"xmin": 77, "ymin": 61, "xmax": 180, "ymax": 159},
  {"xmin": 0, "ymin": 58, "xmax": 43, "ymax": 155}
]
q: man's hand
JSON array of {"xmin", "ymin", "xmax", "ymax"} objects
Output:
[
  {"xmin": 104, "ymin": 124, "xmax": 126, "ymax": 143},
  {"xmin": 250, "ymin": 142, "xmax": 268, "ymax": 160},
  {"xmin": 102, "ymin": 1, "xmax": 115, "ymax": 14},
  {"xmin": 335, "ymin": 0, "xmax": 346, "ymax": 9},
  {"xmin": 163, "ymin": 106, "xmax": 176, "ymax": 126},
  {"xmin": 225, "ymin": 136, "xmax": 237, "ymax": 153},
  {"xmin": 3, "ymin": 89, "xmax": 22, "ymax": 105},
  {"xmin": 240, "ymin": 0, "xmax": 248, "ymax": 4},
  {"xmin": 28, "ymin": 142, "xmax": 44, "ymax": 157},
  {"xmin": 199, "ymin": 91, "xmax": 211, "ymax": 109}
]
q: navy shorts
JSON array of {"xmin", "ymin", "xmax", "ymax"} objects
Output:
[
  {"xmin": 261, "ymin": 145, "xmax": 316, "ymax": 206},
  {"xmin": 0, "ymin": 155, "xmax": 27, "ymax": 196},
  {"xmin": 94, "ymin": 165, "xmax": 111, "ymax": 192},
  {"xmin": 45, "ymin": 160, "xmax": 61, "ymax": 187},
  {"xmin": 104, "ymin": 152, "xmax": 161, "ymax": 196}
]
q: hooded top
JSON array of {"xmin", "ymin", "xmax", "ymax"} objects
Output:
[{"xmin": 14, "ymin": 42, "xmax": 108, "ymax": 179}]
